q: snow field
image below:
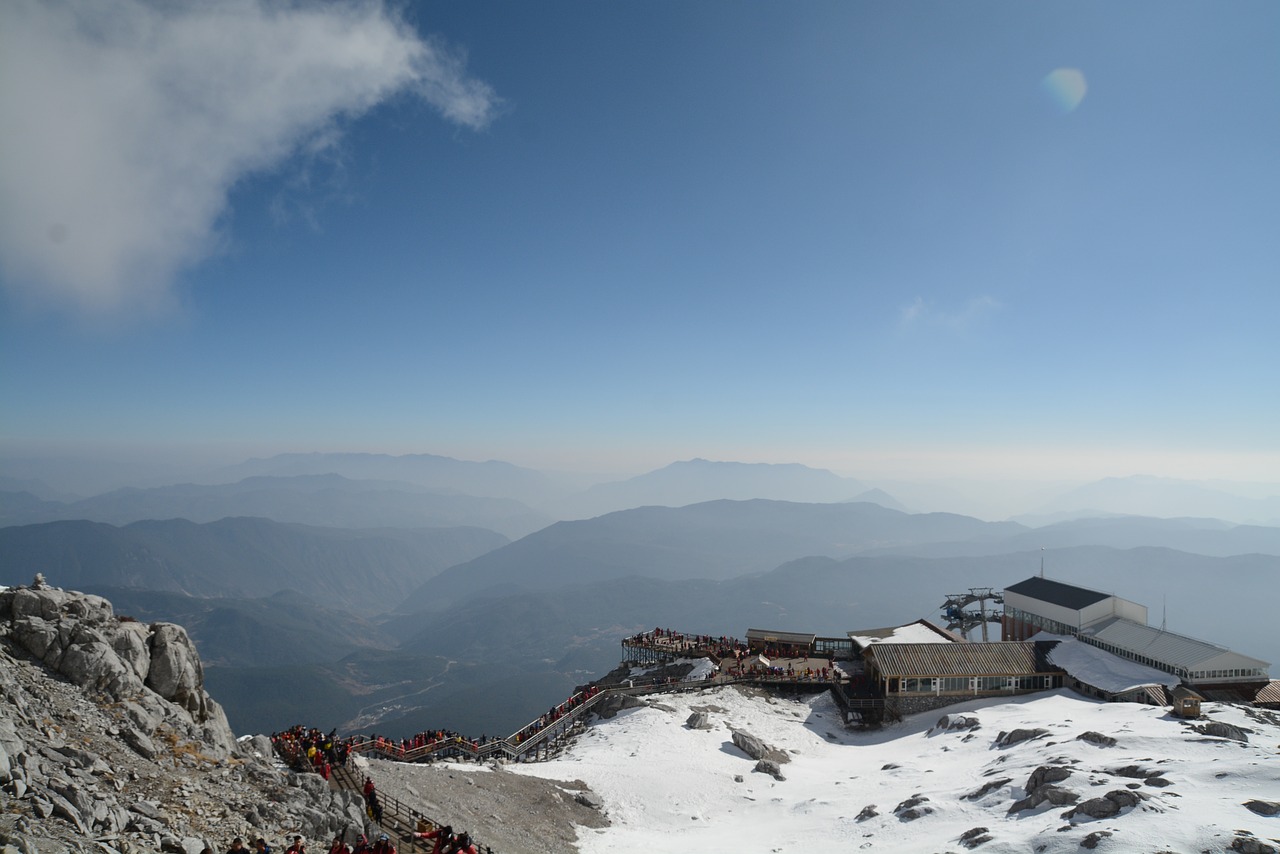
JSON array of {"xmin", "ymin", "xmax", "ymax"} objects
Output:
[{"xmin": 508, "ymin": 687, "xmax": 1280, "ymax": 854}]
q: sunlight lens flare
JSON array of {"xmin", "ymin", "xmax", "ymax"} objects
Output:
[{"xmin": 1041, "ymin": 67, "xmax": 1087, "ymax": 113}]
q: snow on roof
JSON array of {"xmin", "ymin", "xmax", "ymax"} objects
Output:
[
  {"xmin": 1083, "ymin": 616, "xmax": 1271, "ymax": 672},
  {"xmin": 849, "ymin": 620, "xmax": 955, "ymax": 648},
  {"xmin": 1036, "ymin": 633, "xmax": 1179, "ymax": 693}
]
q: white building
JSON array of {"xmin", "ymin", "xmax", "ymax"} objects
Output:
[{"xmin": 1002, "ymin": 576, "xmax": 1269, "ymax": 689}]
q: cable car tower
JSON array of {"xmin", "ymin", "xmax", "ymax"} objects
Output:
[{"xmin": 940, "ymin": 587, "xmax": 1004, "ymax": 641}]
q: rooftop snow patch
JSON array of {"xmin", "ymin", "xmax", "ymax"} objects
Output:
[{"xmin": 1037, "ymin": 633, "xmax": 1178, "ymax": 693}]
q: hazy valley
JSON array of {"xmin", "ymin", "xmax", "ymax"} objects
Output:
[{"xmin": 2, "ymin": 453, "xmax": 1278, "ymax": 741}]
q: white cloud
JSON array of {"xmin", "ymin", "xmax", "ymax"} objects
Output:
[
  {"xmin": 899, "ymin": 294, "xmax": 1001, "ymax": 330},
  {"xmin": 0, "ymin": 0, "xmax": 499, "ymax": 315}
]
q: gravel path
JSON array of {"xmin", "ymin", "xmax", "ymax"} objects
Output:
[{"xmin": 359, "ymin": 755, "xmax": 609, "ymax": 854}]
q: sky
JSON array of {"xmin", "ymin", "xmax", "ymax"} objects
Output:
[{"xmin": 2, "ymin": 0, "xmax": 1278, "ymax": 485}]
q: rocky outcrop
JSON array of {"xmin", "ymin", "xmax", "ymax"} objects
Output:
[
  {"xmin": 936, "ymin": 714, "xmax": 980, "ymax": 732},
  {"xmin": 1065, "ymin": 788, "xmax": 1142, "ymax": 820},
  {"xmin": 1194, "ymin": 721, "xmax": 1250, "ymax": 743},
  {"xmin": 995, "ymin": 728, "xmax": 1049, "ymax": 747},
  {"xmin": 0, "ymin": 580, "xmax": 235, "ymax": 760},
  {"xmin": 893, "ymin": 794, "xmax": 933, "ymax": 821},
  {"xmin": 1076, "ymin": 731, "xmax": 1117, "ymax": 748},
  {"xmin": 0, "ymin": 578, "xmax": 365, "ymax": 854}
]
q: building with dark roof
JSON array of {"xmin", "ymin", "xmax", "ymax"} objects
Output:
[
  {"xmin": 1002, "ymin": 577, "xmax": 1147, "ymax": 641},
  {"xmin": 1004, "ymin": 576, "xmax": 1270, "ymax": 691}
]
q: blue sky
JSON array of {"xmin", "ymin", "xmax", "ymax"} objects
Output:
[{"xmin": 2, "ymin": 0, "xmax": 1277, "ymax": 482}]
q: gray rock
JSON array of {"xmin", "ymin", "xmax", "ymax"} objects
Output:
[
  {"xmin": 122, "ymin": 729, "xmax": 158, "ymax": 760},
  {"xmin": 1066, "ymin": 789, "xmax": 1140, "ymax": 820},
  {"xmin": 1081, "ymin": 830, "xmax": 1112, "ymax": 850},
  {"xmin": 574, "ymin": 791, "xmax": 604, "ymax": 810},
  {"xmin": 856, "ymin": 804, "xmax": 878, "ymax": 822},
  {"xmin": 1076, "ymin": 731, "xmax": 1117, "ymax": 747},
  {"xmin": 1196, "ymin": 721, "xmax": 1249, "ymax": 743},
  {"xmin": 1069, "ymin": 796, "xmax": 1121, "ymax": 819},
  {"xmin": 45, "ymin": 789, "xmax": 88, "ymax": 834},
  {"xmin": 753, "ymin": 759, "xmax": 785, "ymax": 781},
  {"xmin": 129, "ymin": 801, "xmax": 165, "ymax": 821},
  {"xmin": 145, "ymin": 624, "xmax": 206, "ymax": 717},
  {"xmin": 1245, "ymin": 800, "xmax": 1280, "ymax": 817},
  {"xmin": 997, "ymin": 728, "xmax": 1049, "ymax": 747},
  {"xmin": 685, "ymin": 712, "xmax": 711, "ymax": 730},
  {"xmin": 1230, "ymin": 837, "xmax": 1277, "ymax": 854},
  {"xmin": 1025, "ymin": 765, "xmax": 1072, "ymax": 792},
  {"xmin": 730, "ymin": 729, "xmax": 789, "ymax": 765},
  {"xmin": 960, "ymin": 827, "xmax": 992, "ymax": 849},
  {"xmin": 937, "ymin": 714, "xmax": 980, "ymax": 731},
  {"xmin": 965, "ymin": 777, "xmax": 1011, "ymax": 801},
  {"xmin": 1009, "ymin": 784, "xmax": 1078, "ymax": 813}
]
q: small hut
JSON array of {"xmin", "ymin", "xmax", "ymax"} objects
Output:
[{"xmin": 1170, "ymin": 685, "xmax": 1203, "ymax": 718}]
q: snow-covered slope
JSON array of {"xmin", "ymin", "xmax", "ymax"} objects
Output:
[{"xmin": 500, "ymin": 687, "xmax": 1280, "ymax": 853}]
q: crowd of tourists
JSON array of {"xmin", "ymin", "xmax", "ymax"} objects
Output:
[{"xmin": 264, "ymin": 623, "xmax": 846, "ymax": 854}]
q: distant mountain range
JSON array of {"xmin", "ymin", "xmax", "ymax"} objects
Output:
[
  {"xmin": 5, "ymin": 450, "xmax": 1280, "ymax": 740},
  {"xmin": 0, "ymin": 473, "xmax": 551, "ymax": 539},
  {"xmin": 555, "ymin": 458, "xmax": 872, "ymax": 517},
  {"xmin": 1025, "ymin": 474, "xmax": 1280, "ymax": 526},
  {"xmin": 401, "ymin": 499, "xmax": 1025, "ymax": 610},
  {"xmin": 0, "ymin": 516, "xmax": 506, "ymax": 614}
]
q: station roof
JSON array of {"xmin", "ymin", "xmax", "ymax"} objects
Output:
[
  {"xmin": 865, "ymin": 641, "xmax": 1057, "ymax": 677},
  {"xmin": 1005, "ymin": 577, "xmax": 1112, "ymax": 611},
  {"xmin": 1083, "ymin": 617, "xmax": 1270, "ymax": 671},
  {"xmin": 1037, "ymin": 633, "xmax": 1178, "ymax": 693},
  {"xmin": 848, "ymin": 619, "xmax": 959, "ymax": 648},
  {"xmin": 746, "ymin": 628, "xmax": 817, "ymax": 646}
]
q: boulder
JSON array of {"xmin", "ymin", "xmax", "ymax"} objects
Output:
[
  {"xmin": 1195, "ymin": 721, "xmax": 1249, "ymax": 743},
  {"xmin": 1009, "ymin": 785, "xmax": 1078, "ymax": 814},
  {"xmin": 937, "ymin": 714, "xmax": 980, "ymax": 732},
  {"xmin": 1066, "ymin": 789, "xmax": 1141, "ymax": 820},
  {"xmin": 731, "ymin": 730, "xmax": 789, "ymax": 765},
  {"xmin": 685, "ymin": 712, "xmax": 711, "ymax": 730},
  {"xmin": 960, "ymin": 827, "xmax": 992, "ymax": 849},
  {"xmin": 1244, "ymin": 800, "xmax": 1280, "ymax": 817},
  {"xmin": 574, "ymin": 791, "xmax": 605, "ymax": 810},
  {"xmin": 996, "ymin": 728, "xmax": 1049, "ymax": 747},
  {"xmin": 1081, "ymin": 830, "xmax": 1113, "ymax": 850},
  {"xmin": 753, "ymin": 759, "xmax": 785, "ymax": 781},
  {"xmin": 146, "ymin": 624, "xmax": 206, "ymax": 718},
  {"xmin": 1076, "ymin": 731, "xmax": 1117, "ymax": 748},
  {"xmin": 1025, "ymin": 765, "xmax": 1072, "ymax": 792}
]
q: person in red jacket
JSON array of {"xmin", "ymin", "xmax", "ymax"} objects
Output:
[
  {"xmin": 411, "ymin": 826, "xmax": 451, "ymax": 854},
  {"xmin": 443, "ymin": 832, "xmax": 478, "ymax": 854}
]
